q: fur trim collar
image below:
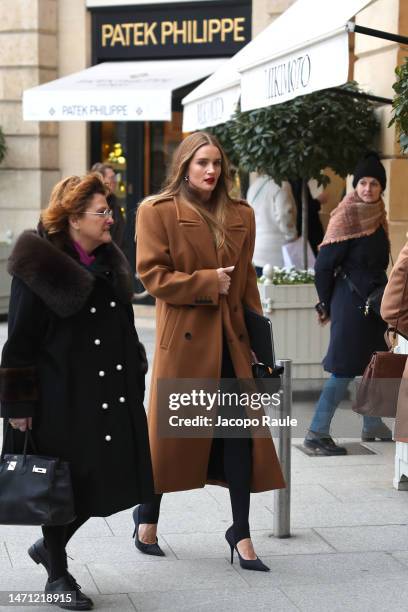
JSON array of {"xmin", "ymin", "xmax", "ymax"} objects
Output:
[{"xmin": 8, "ymin": 231, "xmax": 134, "ymax": 317}]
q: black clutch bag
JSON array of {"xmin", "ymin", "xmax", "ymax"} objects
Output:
[
  {"xmin": 251, "ymin": 363, "xmax": 284, "ymax": 393},
  {"xmin": 0, "ymin": 426, "xmax": 76, "ymax": 526}
]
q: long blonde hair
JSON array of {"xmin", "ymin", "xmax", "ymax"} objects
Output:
[{"xmin": 142, "ymin": 132, "xmax": 235, "ymax": 249}]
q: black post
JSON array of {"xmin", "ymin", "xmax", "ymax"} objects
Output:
[
  {"xmin": 347, "ymin": 22, "xmax": 408, "ymax": 46},
  {"xmin": 301, "ymin": 178, "xmax": 309, "ymax": 270}
]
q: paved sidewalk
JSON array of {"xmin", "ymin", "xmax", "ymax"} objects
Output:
[{"xmin": 1, "ymin": 308, "xmax": 408, "ymax": 612}]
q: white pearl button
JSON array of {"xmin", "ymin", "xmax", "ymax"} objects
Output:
[
  {"xmin": 116, "ymin": 364, "xmax": 123, "ymax": 371},
  {"xmin": 102, "ymin": 403, "xmax": 108, "ymax": 409},
  {"xmin": 105, "ymin": 435, "xmax": 111, "ymax": 442},
  {"xmin": 110, "ymin": 301, "xmax": 116, "ymax": 307},
  {"xmin": 90, "ymin": 307, "xmax": 96, "ymax": 313},
  {"xmin": 99, "ymin": 370, "xmax": 105, "ymax": 377},
  {"xmin": 119, "ymin": 396, "xmax": 125, "ymax": 403},
  {"xmin": 94, "ymin": 339, "xmax": 101, "ymax": 345}
]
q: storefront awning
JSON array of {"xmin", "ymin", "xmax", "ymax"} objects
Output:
[
  {"xmin": 23, "ymin": 58, "xmax": 225, "ymax": 122},
  {"xmin": 182, "ymin": 0, "xmax": 374, "ymax": 130}
]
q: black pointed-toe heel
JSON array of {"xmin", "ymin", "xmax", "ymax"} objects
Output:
[
  {"xmin": 225, "ymin": 526, "xmax": 270, "ymax": 572},
  {"xmin": 132, "ymin": 506, "xmax": 165, "ymax": 557}
]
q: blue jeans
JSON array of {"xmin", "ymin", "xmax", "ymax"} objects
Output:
[{"xmin": 309, "ymin": 374, "xmax": 383, "ymax": 436}]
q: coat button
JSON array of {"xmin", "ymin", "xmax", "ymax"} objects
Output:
[
  {"xmin": 110, "ymin": 301, "xmax": 116, "ymax": 307},
  {"xmin": 105, "ymin": 435, "xmax": 112, "ymax": 442},
  {"xmin": 119, "ymin": 396, "xmax": 125, "ymax": 403},
  {"xmin": 239, "ymin": 334, "xmax": 245, "ymax": 341},
  {"xmin": 116, "ymin": 364, "xmax": 123, "ymax": 371},
  {"xmin": 94, "ymin": 339, "xmax": 101, "ymax": 346},
  {"xmin": 90, "ymin": 307, "xmax": 96, "ymax": 314},
  {"xmin": 185, "ymin": 332, "xmax": 192, "ymax": 340},
  {"xmin": 102, "ymin": 403, "xmax": 109, "ymax": 409},
  {"xmin": 99, "ymin": 370, "xmax": 105, "ymax": 377}
]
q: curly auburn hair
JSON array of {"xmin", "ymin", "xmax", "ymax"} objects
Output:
[{"xmin": 41, "ymin": 173, "xmax": 108, "ymax": 235}]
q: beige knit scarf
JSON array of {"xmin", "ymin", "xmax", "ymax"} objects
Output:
[{"xmin": 320, "ymin": 191, "xmax": 388, "ymax": 248}]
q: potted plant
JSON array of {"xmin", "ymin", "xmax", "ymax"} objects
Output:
[
  {"xmin": 253, "ymin": 267, "xmax": 329, "ymax": 378},
  {"xmin": 211, "ymin": 81, "xmax": 379, "ymax": 269},
  {"xmin": 390, "ymin": 55, "xmax": 408, "ymax": 153},
  {"xmin": 210, "ymin": 83, "xmax": 378, "ymax": 376}
]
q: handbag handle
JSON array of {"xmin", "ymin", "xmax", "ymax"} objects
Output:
[{"xmin": 0, "ymin": 424, "xmax": 38, "ymax": 464}]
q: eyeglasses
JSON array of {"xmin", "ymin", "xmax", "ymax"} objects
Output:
[{"xmin": 83, "ymin": 209, "xmax": 113, "ymax": 218}]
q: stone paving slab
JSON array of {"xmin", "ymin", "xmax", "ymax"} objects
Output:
[
  {"xmin": 105, "ymin": 507, "xmax": 232, "ymax": 537},
  {"xmin": 87, "ymin": 559, "xmax": 248, "ymax": 594},
  {"xmin": 314, "ymin": 525, "xmax": 408, "ymax": 553},
  {"xmin": 161, "ymin": 528, "xmax": 333, "ymax": 559},
  {"xmin": 4, "ymin": 535, "xmax": 175, "ymax": 570},
  {"xmin": 290, "ymin": 463, "xmax": 394, "ymax": 485},
  {"xmin": 129, "ymin": 587, "xmax": 298, "ymax": 612},
  {"xmin": 0, "ymin": 594, "xmax": 137, "ymax": 612},
  {"xmin": 0, "ymin": 542, "xmax": 12, "ymax": 570},
  {"xmin": 235, "ymin": 551, "xmax": 408, "ymax": 588},
  {"xmin": 290, "ymin": 499, "xmax": 408, "ymax": 528},
  {"xmin": 322, "ymin": 480, "xmax": 405, "ymax": 503},
  {"xmin": 281, "ymin": 577, "xmax": 408, "ymax": 612},
  {"xmin": 0, "ymin": 563, "xmax": 97, "ymax": 593},
  {"xmin": 206, "ymin": 483, "xmax": 339, "ymax": 509}
]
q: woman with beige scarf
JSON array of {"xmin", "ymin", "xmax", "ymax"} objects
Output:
[{"xmin": 303, "ymin": 152, "xmax": 392, "ymax": 455}]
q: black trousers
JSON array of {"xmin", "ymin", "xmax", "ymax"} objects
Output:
[
  {"xmin": 42, "ymin": 514, "xmax": 90, "ymax": 582},
  {"xmin": 139, "ymin": 336, "xmax": 252, "ymax": 542}
]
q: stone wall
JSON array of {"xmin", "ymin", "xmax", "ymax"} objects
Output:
[
  {"xmin": 355, "ymin": 0, "xmax": 408, "ymax": 259},
  {"xmin": 0, "ymin": 0, "xmax": 60, "ymax": 242}
]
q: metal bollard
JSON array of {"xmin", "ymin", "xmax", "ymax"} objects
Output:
[{"xmin": 273, "ymin": 358, "xmax": 292, "ymax": 538}]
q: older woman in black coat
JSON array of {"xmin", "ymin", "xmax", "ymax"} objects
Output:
[
  {"xmin": 303, "ymin": 153, "xmax": 392, "ymax": 456},
  {"xmin": 0, "ymin": 174, "xmax": 154, "ymax": 610}
]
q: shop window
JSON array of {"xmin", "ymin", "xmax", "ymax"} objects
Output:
[{"xmin": 100, "ymin": 122, "xmax": 127, "ymax": 214}]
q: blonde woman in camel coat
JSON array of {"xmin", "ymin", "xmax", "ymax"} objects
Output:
[{"xmin": 134, "ymin": 131, "xmax": 285, "ymax": 572}]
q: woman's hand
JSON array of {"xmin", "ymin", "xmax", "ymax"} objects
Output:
[
  {"xmin": 216, "ymin": 266, "xmax": 234, "ymax": 295},
  {"xmin": 317, "ymin": 312, "xmax": 330, "ymax": 327},
  {"xmin": 9, "ymin": 417, "xmax": 32, "ymax": 432}
]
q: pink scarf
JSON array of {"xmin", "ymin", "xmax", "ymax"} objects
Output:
[
  {"xmin": 320, "ymin": 191, "xmax": 388, "ymax": 248},
  {"xmin": 73, "ymin": 241, "xmax": 96, "ymax": 266}
]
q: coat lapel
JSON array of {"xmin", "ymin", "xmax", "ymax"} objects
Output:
[
  {"xmin": 175, "ymin": 198, "xmax": 218, "ymax": 268},
  {"xmin": 174, "ymin": 198, "xmax": 248, "ymax": 270},
  {"xmin": 218, "ymin": 204, "xmax": 247, "ymax": 268}
]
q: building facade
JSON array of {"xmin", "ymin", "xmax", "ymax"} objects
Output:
[{"xmin": 0, "ymin": 0, "xmax": 407, "ymax": 310}]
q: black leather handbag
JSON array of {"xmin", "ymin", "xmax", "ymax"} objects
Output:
[{"xmin": 0, "ymin": 426, "xmax": 76, "ymax": 526}]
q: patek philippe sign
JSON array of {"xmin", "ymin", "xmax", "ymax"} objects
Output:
[
  {"xmin": 91, "ymin": 1, "xmax": 251, "ymax": 60},
  {"xmin": 240, "ymin": 30, "xmax": 350, "ymax": 111}
]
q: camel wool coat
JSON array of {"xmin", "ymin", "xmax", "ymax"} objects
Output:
[
  {"xmin": 136, "ymin": 196, "xmax": 285, "ymax": 493},
  {"xmin": 381, "ymin": 240, "xmax": 408, "ymax": 441}
]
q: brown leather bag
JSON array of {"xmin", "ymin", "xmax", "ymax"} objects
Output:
[{"xmin": 353, "ymin": 350, "xmax": 408, "ymax": 417}]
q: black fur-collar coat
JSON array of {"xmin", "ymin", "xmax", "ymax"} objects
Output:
[{"xmin": 0, "ymin": 230, "xmax": 154, "ymax": 516}]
